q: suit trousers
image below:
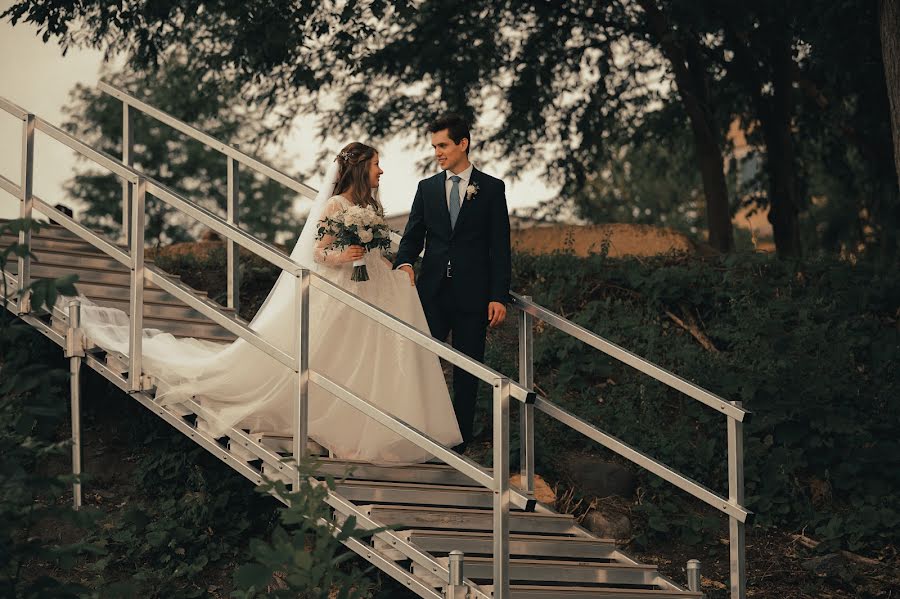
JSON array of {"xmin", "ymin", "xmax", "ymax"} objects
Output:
[{"xmin": 422, "ymin": 275, "xmax": 487, "ymax": 445}]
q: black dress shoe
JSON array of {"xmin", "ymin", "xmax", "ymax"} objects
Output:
[{"xmin": 451, "ymin": 442, "xmax": 468, "ymax": 454}]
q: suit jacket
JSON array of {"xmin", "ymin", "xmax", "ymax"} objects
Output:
[{"xmin": 394, "ymin": 168, "xmax": 511, "ymax": 313}]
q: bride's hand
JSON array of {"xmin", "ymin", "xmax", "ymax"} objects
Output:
[{"xmin": 339, "ymin": 245, "xmax": 366, "ymax": 263}]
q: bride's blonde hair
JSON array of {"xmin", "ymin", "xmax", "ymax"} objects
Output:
[{"xmin": 335, "ymin": 142, "xmax": 380, "ymax": 212}]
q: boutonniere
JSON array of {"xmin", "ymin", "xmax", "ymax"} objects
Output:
[{"xmin": 465, "ymin": 182, "xmax": 479, "ymax": 201}]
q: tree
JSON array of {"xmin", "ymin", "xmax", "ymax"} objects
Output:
[
  {"xmin": 3, "ymin": 0, "xmax": 741, "ymax": 249},
  {"xmin": 881, "ymin": 0, "xmax": 900, "ymax": 191},
  {"xmin": 793, "ymin": 2, "xmax": 900, "ymax": 259},
  {"xmin": 708, "ymin": 1, "xmax": 804, "ymax": 257},
  {"xmin": 5, "ymin": 0, "xmax": 896, "ymax": 258},
  {"xmin": 543, "ymin": 105, "xmax": 706, "ymax": 234},
  {"xmin": 61, "ymin": 57, "xmax": 303, "ymax": 246},
  {"xmin": 636, "ymin": 0, "xmax": 735, "ymax": 251}
]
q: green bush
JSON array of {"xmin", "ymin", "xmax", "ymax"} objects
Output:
[
  {"xmin": 0, "ymin": 219, "xmax": 93, "ymax": 599},
  {"xmin": 153, "ymin": 244, "xmax": 899, "ymax": 552},
  {"xmin": 504, "ymin": 250, "xmax": 899, "ymax": 551},
  {"xmin": 232, "ymin": 458, "xmax": 374, "ymax": 599}
]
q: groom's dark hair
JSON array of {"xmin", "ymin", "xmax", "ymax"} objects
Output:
[{"xmin": 428, "ymin": 113, "xmax": 471, "ymax": 154}]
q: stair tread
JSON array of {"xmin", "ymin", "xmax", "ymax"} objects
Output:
[
  {"xmin": 503, "ymin": 585, "xmax": 701, "ymax": 597},
  {"xmin": 336, "ymin": 479, "xmax": 491, "ymax": 492},
  {"xmin": 440, "ymin": 556, "xmax": 654, "ymax": 570},
  {"xmin": 403, "ymin": 529, "xmax": 615, "ymax": 544},
  {"xmin": 363, "ymin": 504, "xmax": 573, "ymax": 520}
]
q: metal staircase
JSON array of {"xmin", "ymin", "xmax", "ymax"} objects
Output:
[{"xmin": 0, "ymin": 84, "xmax": 752, "ymax": 598}]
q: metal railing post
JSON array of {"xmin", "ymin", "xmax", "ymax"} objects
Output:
[
  {"xmin": 493, "ymin": 377, "xmax": 511, "ymax": 598},
  {"xmin": 65, "ymin": 300, "xmax": 85, "ymax": 509},
  {"xmin": 17, "ymin": 112, "xmax": 35, "ymax": 314},
  {"xmin": 517, "ymin": 295, "xmax": 535, "ymax": 494},
  {"xmin": 446, "ymin": 549, "xmax": 468, "ymax": 598},
  {"xmin": 127, "ymin": 178, "xmax": 146, "ymax": 392},
  {"xmin": 687, "ymin": 559, "xmax": 701, "ymax": 593},
  {"xmin": 121, "ymin": 102, "xmax": 134, "ymax": 245},
  {"xmin": 292, "ymin": 268, "xmax": 310, "ymax": 488},
  {"xmin": 226, "ymin": 153, "xmax": 240, "ymax": 313},
  {"xmin": 727, "ymin": 401, "xmax": 746, "ymax": 599}
]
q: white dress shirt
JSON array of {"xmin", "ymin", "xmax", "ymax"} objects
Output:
[{"xmin": 445, "ymin": 163, "xmax": 475, "ymax": 208}]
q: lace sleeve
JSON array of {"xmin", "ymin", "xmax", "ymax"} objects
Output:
[{"xmin": 313, "ymin": 197, "xmax": 347, "ymax": 266}]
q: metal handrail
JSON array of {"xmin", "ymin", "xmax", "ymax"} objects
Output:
[
  {"xmin": 34, "ymin": 118, "xmax": 140, "ymax": 184},
  {"xmin": 145, "ymin": 180, "xmax": 303, "ymax": 275},
  {"xmin": 32, "ymin": 196, "xmax": 131, "ymax": 266},
  {"xmin": 0, "ymin": 96, "xmax": 28, "ymax": 120},
  {"xmin": 144, "ymin": 265, "xmax": 296, "ymax": 369},
  {"xmin": 511, "ymin": 292, "xmax": 748, "ymax": 421},
  {"xmin": 1, "ymin": 90, "xmax": 749, "ymax": 597},
  {"xmin": 0, "ymin": 173, "xmax": 19, "ymax": 198},
  {"xmin": 98, "ymin": 82, "xmax": 318, "ymax": 199}
]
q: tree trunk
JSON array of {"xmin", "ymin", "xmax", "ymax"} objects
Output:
[
  {"xmin": 639, "ymin": 0, "xmax": 734, "ymax": 252},
  {"xmin": 691, "ymin": 122, "xmax": 734, "ymax": 253},
  {"xmin": 880, "ymin": 0, "xmax": 900, "ymax": 190},
  {"xmin": 764, "ymin": 33, "xmax": 802, "ymax": 257}
]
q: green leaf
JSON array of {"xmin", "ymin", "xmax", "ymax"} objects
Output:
[{"xmin": 234, "ymin": 563, "xmax": 272, "ymax": 590}]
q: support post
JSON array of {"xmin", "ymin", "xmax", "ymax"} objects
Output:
[
  {"xmin": 517, "ymin": 296, "xmax": 535, "ymax": 494},
  {"xmin": 127, "ymin": 178, "xmax": 146, "ymax": 392},
  {"xmin": 121, "ymin": 102, "xmax": 134, "ymax": 245},
  {"xmin": 65, "ymin": 300, "xmax": 85, "ymax": 509},
  {"xmin": 446, "ymin": 550, "xmax": 468, "ymax": 599},
  {"xmin": 17, "ymin": 113, "xmax": 35, "ymax": 314},
  {"xmin": 226, "ymin": 153, "xmax": 240, "ymax": 313},
  {"xmin": 292, "ymin": 268, "xmax": 310, "ymax": 489},
  {"xmin": 687, "ymin": 559, "xmax": 701, "ymax": 593},
  {"xmin": 727, "ymin": 401, "xmax": 746, "ymax": 599},
  {"xmin": 492, "ymin": 377, "xmax": 511, "ymax": 598}
]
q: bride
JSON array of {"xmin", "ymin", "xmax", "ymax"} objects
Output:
[{"xmin": 77, "ymin": 142, "xmax": 463, "ymax": 464}]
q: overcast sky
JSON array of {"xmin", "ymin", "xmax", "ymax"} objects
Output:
[{"xmin": 0, "ymin": 4, "xmax": 555, "ymax": 227}]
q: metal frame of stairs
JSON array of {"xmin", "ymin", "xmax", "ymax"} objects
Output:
[{"xmin": 0, "ymin": 85, "xmax": 752, "ymax": 598}]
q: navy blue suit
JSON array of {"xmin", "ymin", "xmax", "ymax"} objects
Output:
[{"xmin": 394, "ymin": 168, "xmax": 511, "ymax": 445}]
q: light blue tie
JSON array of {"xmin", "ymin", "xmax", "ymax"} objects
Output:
[{"xmin": 449, "ymin": 175, "xmax": 462, "ymax": 230}]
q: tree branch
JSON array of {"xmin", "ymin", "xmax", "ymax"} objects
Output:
[{"xmin": 664, "ymin": 304, "xmax": 719, "ymax": 352}]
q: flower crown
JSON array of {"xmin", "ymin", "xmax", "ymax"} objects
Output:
[{"xmin": 337, "ymin": 150, "xmax": 355, "ymax": 162}]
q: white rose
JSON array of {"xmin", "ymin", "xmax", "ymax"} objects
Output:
[{"xmin": 359, "ymin": 229, "xmax": 374, "ymax": 243}]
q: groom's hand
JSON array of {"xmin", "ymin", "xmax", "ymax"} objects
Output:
[
  {"xmin": 488, "ymin": 302, "xmax": 507, "ymax": 328},
  {"xmin": 398, "ymin": 264, "xmax": 416, "ymax": 286}
]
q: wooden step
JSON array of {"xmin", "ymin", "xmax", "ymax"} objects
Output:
[
  {"xmin": 501, "ymin": 585, "xmax": 702, "ymax": 598},
  {"xmin": 387, "ymin": 530, "xmax": 617, "ymax": 561},
  {"xmin": 315, "ymin": 458, "xmax": 486, "ymax": 487},
  {"xmin": 75, "ymin": 313, "xmax": 233, "ymax": 343},
  {"xmin": 0, "ymin": 231, "xmax": 124, "ymax": 252},
  {"xmin": 359, "ymin": 505, "xmax": 578, "ymax": 536},
  {"xmin": 6, "ymin": 264, "xmax": 192, "ymax": 304},
  {"xmin": 21, "ymin": 248, "xmax": 131, "ymax": 272},
  {"xmin": 9, "ymin": 261, "xmax": 152, "ymax": 286},
  {"xmin": 417, "ymin": 556, "xmax": 659, "ymax": 586},
  {"xmin": 69, "ymin": 280, "xmax": 209, "ymax": 307},
  {"xmin": 335, "ymin": 479, "xmax": 494, "ymax": 509},
  {"xmin": 86, "ymin": 296, "xmax": 235, "ymax": 325}
]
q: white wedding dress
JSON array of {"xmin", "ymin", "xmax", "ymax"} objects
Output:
[{"xmin": 75, "ymin": 163, "xmax": 462, "ymax": 464}]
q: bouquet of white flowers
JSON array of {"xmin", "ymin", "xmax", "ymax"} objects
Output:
[{"xmin": 316, "ymin": 205, "xmax": 393, "ymax": 281}]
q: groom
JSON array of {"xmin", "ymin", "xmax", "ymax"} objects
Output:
[{"xmin": 395, "ymin": 114, "xmax": 511, "ymax": 452}]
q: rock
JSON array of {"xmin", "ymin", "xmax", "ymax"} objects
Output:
[
  {"xmin": 566, "ymin": 456, "xmax": 637, "ymax": 499},
  {"xmin": 510, "ymin": 473, "xmax": 557, "ymax": 506},
  {"xmin": 200, "ymin": 228, "xmax": 222, "ymax": 242},
  {"xmin": 582, "ymin": 509, "xmax": 632, "ymax": 540}
]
